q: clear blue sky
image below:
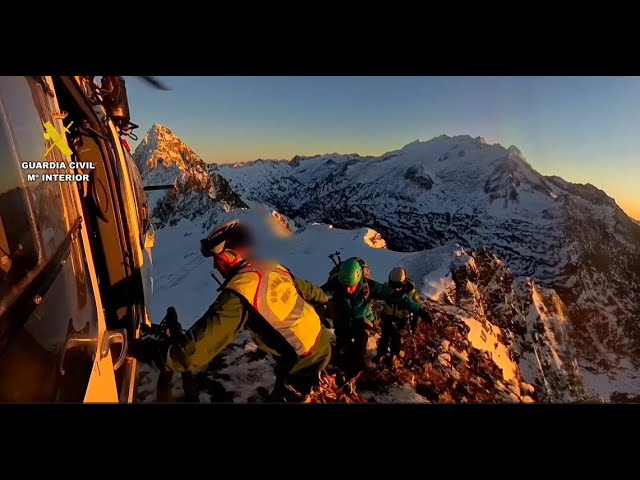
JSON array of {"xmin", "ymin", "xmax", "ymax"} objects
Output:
[{"xmin": 125, "ymin": 76, "xmax": 640, "ymax": 219}]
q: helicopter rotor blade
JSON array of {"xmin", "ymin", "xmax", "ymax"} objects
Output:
[{"xmin": 138, "ymin": 76, "xmax": 171, "ymax": 91}]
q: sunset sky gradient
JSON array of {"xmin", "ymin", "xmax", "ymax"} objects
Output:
[{"xmin": 126, "ymin": 76, "xmax": 640, "ymax": 219}]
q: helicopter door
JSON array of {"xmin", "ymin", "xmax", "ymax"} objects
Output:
[
  {"xmin": 74, "ymin": 197, "xmax": 127, "ymax": 403},
  {"xmin": 40, "ymin": 78, "xmax": 128, "ymax": 402}
]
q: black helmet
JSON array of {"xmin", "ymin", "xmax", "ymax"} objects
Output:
[
  {"xmin": 200, "ymin": 219, "xmax": 252, "ymax": 257},
  {"xmin": 388, "ymin": 267, "xmax": 407, "ymax": 289}
]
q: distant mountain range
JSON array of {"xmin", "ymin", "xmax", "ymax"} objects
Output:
[{"xmin": 133, "ymin": 123, "xmax": 640, "ymax": 401}]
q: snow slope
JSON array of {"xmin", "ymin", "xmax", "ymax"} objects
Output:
[
  {"xmin": 149, "ymin": 215, "xmax": 433, "ymax": 327},
  {"xmin": 133, "ymin": 124, "xmax": 638, "ymax": 401},
  {"xmin": 215, "ymin": 134, "xmax": 640, "ymax": 391},
  {"xmin": 140, "ymin": 203, "xmax": 586, "ymax": 403}
]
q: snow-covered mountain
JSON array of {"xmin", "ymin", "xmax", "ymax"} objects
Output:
[
  {"xmin": 215, "ymin": 135, "xmax": 640, "ymax": 393},
  {"xmin": 133, "ymin": 124, "xmax": 246, "ymax": 229},
  {"xmin": 133, "ymin": 124, "xmax": 640, "ymax": 401},
  {"xmin": 136, "ymin": 208, "xmax": 586, "ymax": 403}
]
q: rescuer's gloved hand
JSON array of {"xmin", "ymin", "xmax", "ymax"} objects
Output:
[
  {"xmin": 130, "ymin": 337, "xmax": 170, "ymax": 371},
  {"xmin": 416, "ymin": 304, "xmax": 433, "ymax": 324}
]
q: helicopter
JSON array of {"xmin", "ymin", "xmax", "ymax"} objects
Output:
[{"xmin": 0, "ymin": 76, "xmax": 169, "ymax": 402}]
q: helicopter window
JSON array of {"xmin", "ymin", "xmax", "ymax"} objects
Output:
[
  {"xmin": 124, "ymin": 149, "xmax": 149, "ymax": 247},
  {"xmin": 0, "ymin": 76, "xmax": 75, "ymax": 316},
  {"xmin": 0, "ymin": 224, "xmax": 99, "ymax": 401}
]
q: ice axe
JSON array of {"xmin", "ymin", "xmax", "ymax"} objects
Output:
[
  {"xmin": 329, "ymin": 250, "xmax": 342, "ymax": 266},
  {"xmin": 211, "ymin": 272, "xmax": 224, "ymax": 290},
  {"xmin": 407, "ymin": 313, "xmax": 418, "ymax": 350}
]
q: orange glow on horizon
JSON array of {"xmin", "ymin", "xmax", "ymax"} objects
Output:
[{"xmin": 620, "ymin": 201, "xmax": 640, "ymax": 221}]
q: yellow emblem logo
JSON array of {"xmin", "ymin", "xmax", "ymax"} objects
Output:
[{"xmin": 43, "ymin": 120, "xmax": 73, "ymax": 157}]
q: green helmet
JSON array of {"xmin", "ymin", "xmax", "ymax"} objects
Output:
[{"xmin": 338, "ymin": 258, "xmax": 363, "ymax": 287}]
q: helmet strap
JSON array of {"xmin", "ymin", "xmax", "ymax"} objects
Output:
[{"xmin": 214, "ymin": 249, "xmax": 244, "ymax": 276}]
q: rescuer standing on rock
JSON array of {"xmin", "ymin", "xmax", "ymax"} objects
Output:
[{"xmin": 373, "ymin": 267, "xmax": 424, "ymax": 369}]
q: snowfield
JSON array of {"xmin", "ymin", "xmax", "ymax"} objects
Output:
[
  {"xmin": 143, "ymin": 209, "xmax": 463, "ymax": 403},
  {"xmin": 133, "ymin": 124, "xmax": 640, "ymax": 402},
  {"xmin": 149, "ymin": 211, "xmax": 454, "ymax": 329},
  {"xmin": 141, "ymin": 207, "xmax": 576, "ymax": 403},
  {"xmin": 215, "ymin": 133, "xmax": 640, "ymax": 374}
]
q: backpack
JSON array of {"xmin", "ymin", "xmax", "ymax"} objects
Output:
[
  {"xmin": 358, "ymin": 258, "xmax": 371, "ymax": 280},
  {"xmin": 328, "ymin": 256, "xmax": 371, "ymax": 282}
]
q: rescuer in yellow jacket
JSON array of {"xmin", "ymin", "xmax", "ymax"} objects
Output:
[{"xmin": 139, "ymin": 219, "xmax": 332, "ymax": 402}]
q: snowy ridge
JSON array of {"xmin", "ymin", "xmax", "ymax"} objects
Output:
[
  {"xmin": 138, "ymin": 203, "xmax": 586, "ymax": 403},
  {"xmin": 133, "ymin": 125, "xmax": 638, "ymax": 401},
  {"xmin": 217, "ymin": 133, "xmax": 640, "ymax": 394},
  {"xmin": 449, "ymin": 248, "xmax": 586, "ymax": 401},
  {"xmin": 134, "ymin": 123, "xmax": 209, "ymax": 188},
  {"xmin": 133, "ymin": 123, "xmax": 246, "ymax": 219}
]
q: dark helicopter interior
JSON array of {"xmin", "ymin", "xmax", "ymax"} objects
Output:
[{"xmin": 51, "ymin": 77, "xmax": 147, "ymax": 398}]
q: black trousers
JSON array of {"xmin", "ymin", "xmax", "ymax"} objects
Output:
[
  {"xmin": 377, "ymin": 315, "xmax": 409, "ymax": 358},
  {"xmin": 157, "ymin": 371, "xmax": 198, "ymax": 402},
  {"xmin": 334, "ymin": 321, "xmax": 369, "ymax": 382},
  {"xmin": 269, "ymin": 358, "xmax": 322, "ymax": 402}
]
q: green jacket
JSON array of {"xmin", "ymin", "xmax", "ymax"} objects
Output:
[
  {"xmin": 323, "ymin": 276, "xmax": 422, "ymax": 328},
  {"xmin": 381, "ymin": 280, "xmax": 423, "ymax": 319},
  {"xmin": 166, "ymin": 271, "xmax": 331, "ymax": 376}
]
